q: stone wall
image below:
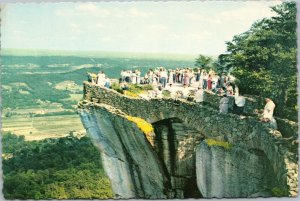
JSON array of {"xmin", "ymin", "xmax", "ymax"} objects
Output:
[{"xmin": 78, "ymin": 82, "xmax": 298, "ymax": 198}]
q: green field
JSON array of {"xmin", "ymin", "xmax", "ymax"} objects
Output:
[{"xmin": 2, "ymin": 115, "xmax": 85, "ymax": 141}]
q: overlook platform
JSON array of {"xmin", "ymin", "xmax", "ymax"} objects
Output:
[{"xmin": 78, "ymin": 81, "xmax": 298, "ymax": 198}]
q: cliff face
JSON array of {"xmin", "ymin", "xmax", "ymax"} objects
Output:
[{"xmin": 78, "ymin": 82, "xmax": 298, "ymax": 198}]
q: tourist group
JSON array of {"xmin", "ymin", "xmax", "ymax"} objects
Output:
[{"xmin": 87, "ymin": 67, "xmax": 277, "ymax": 129}]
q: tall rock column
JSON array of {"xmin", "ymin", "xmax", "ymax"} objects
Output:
[{"xmin": 79, "ymin": 104, "xmax": 169, "ymax": 199}]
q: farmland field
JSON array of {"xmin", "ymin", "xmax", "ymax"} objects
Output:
[{"xmin": 2, "ymin": 115, "xmax": 85, "ymax": 141}]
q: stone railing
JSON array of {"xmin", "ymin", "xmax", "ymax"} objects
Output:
[{"xmin": 81, "ymin": 81, "xmax": 297, "ymax": 138}]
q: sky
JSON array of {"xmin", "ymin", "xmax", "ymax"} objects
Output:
[{"xmin": 1, "ymin": 1, "xmax": 283, "ymax": 56}]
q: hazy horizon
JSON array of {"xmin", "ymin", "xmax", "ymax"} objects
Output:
[{"xmin": 1, "ymin": 48, "xmax": 202, "ymax": 61}]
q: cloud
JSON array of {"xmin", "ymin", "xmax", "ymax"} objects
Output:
[
  {"xmin": 186, "ymin": 13, "xmax": 220, "ymax": 24},
  {"xmin": 69, "ymin": 23, "xmax": 83, "ymax": 34},
  {"xmin": 218, "ymin": 1, "xmax": 277, "ymax": 23},
  {"xmin": 74, "ymin": 3, "xmax": 110, "ymax": 16},
  {"xmin": 128, "ymin": 7, "xmax": 154, "ymax": 18},
  {"xmin": 95, "ymin": 23, "xmax": 104, "ymax": 28},
  {"xmin": 55, "ymin": 8, "xmax": 75, "ymax": 17},
  {"xmin": 75, "ymin": 3, "xmax": 98, "ymax": 12},
  {"xmin": 55, "ymin": 3, "xmax": 110, "ymax": 17},
  {"xmin": 186, "ymin": 1, "xmax": 278, "ymax": 27},
  {"xmin": 150, "ymin": 24, "xmax": 168, "ymax": 32}
]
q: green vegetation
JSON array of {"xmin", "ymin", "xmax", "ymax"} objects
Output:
[
  {"xmin": 271, "ymin": 187, "xmax": 287, "ymax": 197},
  {"xmin": 112, "ymin": 83, "xmax": 153, "ymax": 97},
  {"xmin": 217, "ymin": 2, "xmax": 297, "ymax": 120},
  {"xmin": 162, "ymin": 90, "xmax": 171, "ymax": 98},
  {"xmin": 2, "ymin": 132, "xmax": 113, "ymax": 199},
  {"xmin": 206, "ymin": 139, "xmax": 233, "ymax": 150},
  {"xmin": 195, "ymin": 54, "xmax": 213, "ymax": 70}
]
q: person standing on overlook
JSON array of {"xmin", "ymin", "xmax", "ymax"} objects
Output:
[
  {"xmin": 160, "ymin": 68, "xmax": 168, "ymax": 88},
  {"xmin": 131, "ymin": 70, "xmax": 137, "ymax": 84},
  {"xmin": 202, "ymin": 70, "xmax": 208, "ymax": 89},
  {"xmin": 194, "ymin": 87, "xmax": 205, "ymax": 104},
  {"xmin": 183, "ymin": 70, "xmax": 190, "ymax": 86},
  {"xmin": 260, "ymin": 98, "xmax": 277, "ymax": 129},
  {"xmin": 234, "ymin": 90, "xmax": 246, "ymax": 115},
  {"xmin": 220, "ymin": 72, "xmax": 227, "ymax": 88},
  {"xmin": 219, "ymin": 94, "xmax": 229, "ymax": 114},
  {"xmin": 207, "ymin": 74, "xmax": 212, "ymax": 90},
  {"xmin": 261, "ymin": 98, "xmax": 275, "ymax": 121},
  {"xmin": 97, "ymin": 71, "xmax": 106, "ymax": 86},
  {"xmin": 136, "ymin": 70, "xmax": 141, "ymax": 84},
  {"xmin": 168, "ymin": 69, "xmax": 174, "ymax": 85},
  {"xmin": 196, "ymin": 68, "xmax": 201, "ymax": 82}
]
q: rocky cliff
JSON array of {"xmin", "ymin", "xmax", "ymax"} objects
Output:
[{"xmin": 78, "ymin": 82, "xmax": 298, "ymax": 198}]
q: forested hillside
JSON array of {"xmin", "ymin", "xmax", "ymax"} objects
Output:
[{"xmin": 2, "ymin": 132, "xmax": 113, "ymax": 199}]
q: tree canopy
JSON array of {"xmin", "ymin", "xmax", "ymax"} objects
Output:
[
  {"xmin": 195, "ymin": 54, "xmax": 213, "ymax": 70},
  {"xmin": 2, "ymin": 132, "xmax": 113, "ymax": 199},
  {"xmin": 217, "ymin": 1, "xmax": 297, "ymax": 118}
]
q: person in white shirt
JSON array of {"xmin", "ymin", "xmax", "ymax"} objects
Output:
[
  {"xmin": 261, "ymin": 98, "xmax": 276, "ymax": 122},
  {"xmin": 234, "ymin": 91, "xmax": 246, "ymax": 115},
  {"xmin": 181, "ymin": 85, "xmax": 190, "ymax": 99},
  {"xmin": 160, "ymin": 69, "xmax": 168, "ymax": 88},
  {"xmin": 97, "ymin": 71, "xmax": 106, "ymax": 86},
  {"xmin": 194, "ymin": 87, "xmax": 204, "ymax": 104},
  {"xmin": 136, "ymin": 70, "xmax": 141, "ymax": 84},
  {"xmin": 168, "ymin": 70, "xmax": 174, "ymax": 84},
  {"xmin": 131, "ymin": 71, "xmax": 137, "ymax": 84},
  {"xmin": 261, "ymin": 98, "xmax": 277, "ymax": 129}
]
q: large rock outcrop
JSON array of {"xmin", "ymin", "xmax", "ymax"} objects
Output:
[
  {"xmin": 196, "ymin": 140, "xmax": 275, "ymax": 198},
  {"xmin": 78, "ymin": 82, "xmax": 298, "ymax": 198}
]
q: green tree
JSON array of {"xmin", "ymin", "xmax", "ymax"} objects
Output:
[
  {"xmin": 194, "ymin": 54, "xmax": 212, "ymax": 70},
  {"xmin": 218, "ymin": 1, "xmax": 297, "ymax": 118}
]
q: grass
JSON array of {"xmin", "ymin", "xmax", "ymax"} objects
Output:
[
  {"xmin": 2, "ymin": 114, "xmax": 85, "ymax": 141},
  {"xmin": 206, "ymin": 139, "xmax": 233, "ymax": 150}
]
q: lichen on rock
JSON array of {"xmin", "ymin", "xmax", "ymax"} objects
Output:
[{"xmin": 206, "ymin": 138, "xmax": 233, "ymax": 149}]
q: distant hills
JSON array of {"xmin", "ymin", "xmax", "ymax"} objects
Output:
[{"xmin": 1, "ymin": 48, "xmax": 208, "ymax": 61}]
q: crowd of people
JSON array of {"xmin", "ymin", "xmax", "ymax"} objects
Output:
[
  {"xmin": 120, "ymin": 67, "xmax": 234, "ymax": 92},
  {"xmin": 87, "ymin": 67, "xmax": 277, "ymax": 129}
]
